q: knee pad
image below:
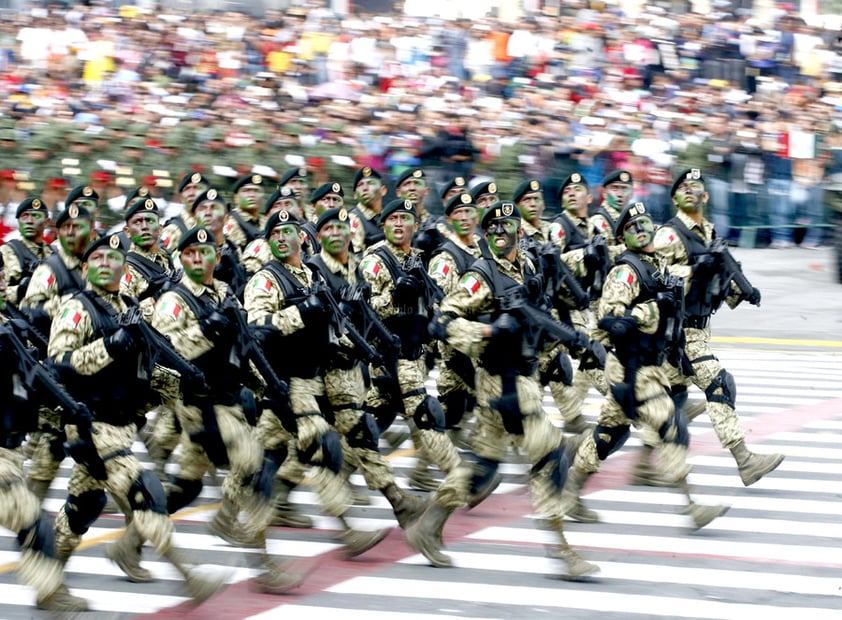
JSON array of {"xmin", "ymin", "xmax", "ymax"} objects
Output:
[
  {"xmin": 593, "ymin": 424, "xmax": 630, "ymax": 461},
  {"xmin": 128, "ymin": 470, "xmax": 168, "ymax": 515},
  {"xmin": 368, "ymin": 404, "xmax": 399, "ymax": 434},
  {"xmin": 704, "ymin": 369, "xmax": 737, "ymax": 409},
  {"xmin": 541, "ymin": 351, "xmax": 574, "ymax": 387},
  {"xmin": 659, "ymin": 407, "xmax": 690, "ymax": 448},
  {"xmin": 166, "ymin": 477, "xmax": 203, "ymax": 514},
  {"xmin": 413, "ymin": 394, "xmax": 446, "ymax": 432},
  {"xmin": 530, "ymin": 446, "xmax": 569, "ymax": 493},
  {"xmin": 440, "ymin": 390, "xmax": 469, "ymax": 430},
  {"xmin": 346, "ymin": 412, "xmax": 380, "ymax": 452},
  {"xmin": 670, "ymin": 385, "xmax": 688, "ymax": 414},
  {"xmin": 64, "ymin": 490, "xmax": 107, "ymax": 535},
  {"xmin": 255, "ymin": 447, "xmax": 288, "ymax": 499},
  {"xmin": 469, "ymin": 455, "xmax": 500, "ymax": 495},
  {"xmin": 240, "ymin": 387, "xmax": 259, "ymax": 426},
  {"xmin": 17, "ymin": 516, "xmax": 56, "ymax": 557},
  {"xmin": 298, "ymin": 429, "xmax": 343, "ymax": 474}
]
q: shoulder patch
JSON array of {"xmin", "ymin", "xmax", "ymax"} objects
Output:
[
  {"xmin": 157, "ymin": 297, "xmax": 182, "ymax": 320},
  {"xmin": 614, "ymin": 267, "xmax": 634, "ymax": 286},
  {"xmin": 361, "ymin": 258, "xmax": 380, "ymax": 277},
  {"xmin": 654, "ymin": 227, "xmax": 675, "ymax": 245},
  {"xmin": 58, "ymin": 306, "xmax": 82, "ymax": 329},
  {"xmin": 252, "ymin": 274, "xmax": 273, "ymax": 292},
  {"xmin": 121, "ymin": 271, "xmax": 132, "ymax": 287},
  {"xmin": 430, "ymin": 260, "xmax": 449, "ymax": 277},
  {"xmin": 459, "ymin": 274, "xmax": 481, "ymax": 295},
  {"xmin": 33, "ymin": 264, "xmax": 55, "ymax": 289}
]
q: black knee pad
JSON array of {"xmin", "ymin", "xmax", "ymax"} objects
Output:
[
  {"xmin": 704, "ymin": 369, "xmax": 737, "ymax": 409},
  {"xmin": 255, "ymin": 447, "xmax": 288, "ymax": 499},
  {"xmin": 530, "ymin": 446, "xmax": 570, "ymax": 493},
  {"xmin": 369, "ymin": 404, "xmax": 399, "ymax": 435},
  {"xmin": 440, "ymin": 390, "xmax": 470, "ymax": 430},
  {"xmin": 298, "ymin": 429, "xmax": 343, "ymax": 474},
  {"xmin": 469, "ymin": 455, "xmax": 500, "ymax": 496},
  {"xmin": 128, "ymin": 470, "xmax": 168, "ymax": 515},
  {"xmin": 593, "ymin": 424, "xmax": 630, "ymax": 461},
  {"xmin": 541, "ymin": 351, "xmax": 574, "ymax": 387},
  {"xmin": 166, "ymin": 477, "xmax": 203, "ymax": 514},
  {"xmin": 17, "ymin": 515, "xmax": 56, "ymax": 557},
  {"xmin": 64, "ymin": 490, "xmax": 107, "ymax": 535},
  {"xmin": 670, "ymin": 385, "xmax": 688, "ymax": 414},
  {"xmin": 346, "ymin": 412, "xmax": 380, "ymax": 452},
  {"xmin": 659, "ymin": 406, "xmax": 691, "ymax": 447},
  {"xmin": 413, "ymin": 394, "xmax": 446, "ymax": 432}
]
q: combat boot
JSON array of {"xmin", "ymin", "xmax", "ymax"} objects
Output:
[
  {"xmin": 559, "ymin": 468, "xmax": 599, "ymax": 523},
  {"xmin": 382, "ymin": 483, "xmax": 427, "ymax": 528},
  {"xmin": 729, "ymin": 440, "xmax": 785, "ymax": 486},
  {"xmin": 404, "ymin": 500, "xmax": 455, "ymax": 567},
  {"xmin": 408, "ymin": 457, "xmax": 438, "ymax": 492},
  {"xmin": 252, "ymin": 552, "xmax": 313, "ymax": 594},
  {"xmin": 162, "ymin": 545, "xmax": 229, "ymax": 605},
  {"xmin": 337, "ymin": 517, "xmax": 390, "ymax": 558},
  {"xmin": 105, "ymin": 522, "xmax": 153, "ymax": 583},
  {"xmin": 36, "ymin": 584, "xmax": 89, "ymax": 612},
  {"xmin": 562, "ymin": 414, "xmax": 592, "ymax": 435},
  {"xmin": 544, "ymin": 517, "xmax": 600, "ymax": 581},
  {"xmin": 687, "ymin": 502, "xmax": 730, "ymax": 531},
  {"xmin": 207, "ymin": 498, "xmax": 260, "ymax": 548},
  {"xmin": 630, "ymin": 445, "xmax": 674, "ymax": 487},
  {"xmin": 270, "ymin": 479, "xmax": 313, "ymax": 528}
]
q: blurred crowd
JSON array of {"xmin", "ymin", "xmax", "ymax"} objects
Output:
[{"xmin": 2, "ymin": 0, "xmax": 842, "ymax": 248}]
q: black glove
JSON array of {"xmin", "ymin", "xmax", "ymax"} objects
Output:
[
  {"xmin": 692, "ymin": 253, "xmax": 719, "ymax": 277},
  {"xmin": 745, "ymin": 287, "xmax": 761, "ymax": 306},
  {"xmin": 201, "ymin": 311, "xmax": 230, "ymax": 340},
  {"xmin": 580, "ymin": 339, "xmax": 607, "ymax": 370},
  {"xmin": 567, "ymin": 329, "xmax": 590, "ymax": 356},
  {"xmin": 297, "ymin": 294, "xmax": 326, "ymax": 327},
  {"xmin": 491, "ymin": 312, "xmax": 521, "ymax": 338},
  {"xmin": 656, "ymin": 291, "xmax": 677, "ymax": 314},
  {"xmin": 583, "ymin": 248, "xmax": 602, "ymax": 270},
  {"xmin": 103, "ymin": 328, "xmax": 135, "ymax": 358},
  {"xmin": 392, "ymin": 274, "xmax": 421, "ymax": 306}
]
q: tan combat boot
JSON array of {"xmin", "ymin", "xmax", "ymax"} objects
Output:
[
  {"xmin": 270, "ymin": 479, "xmax": 314, "ymax": 528},
  {"xmin": 630, "ymin": 445, "xmax": 674, "ymax": 487},
  {"xmin": 729, "ymin": 440, "xmax": 785, "ymax": 486},
  {"xmin": 207, "ymin": 497, "xmax": 260, "ymax": 548},
  {"xmin": 382, "ymin": 483, "xmax": 427, "ymax": 528},
  {"xmin": 404, "ymin": 499, "xmax": 456, "ymax": 567},
  {"xmin": 562, "ymin": 413, "xmax": 592, "ymax": 435},
  {"xmin": 105, "ymin": 522, "xmax": 153, "ymax": 582},
  {"xmin": 252, "ymin": 552, "xmax": 313, "ymax": 594},
  {"xmin": 559, "ymin": 468, "xmax": 599, "ymax": 523},
  {"xmin": 544, "ymin": 516, "xmax": 600, "ymax": 581},
  {"xmin": 36, "ymin": 584, "xmax": 89, "ymax": 612},
  {"xmin": 162, "ymin": 544, "xmax": 229, "ymax": 605},
  {"xmin": 337, "ymin": 515, "xmax": 390, "ymax": 558}
]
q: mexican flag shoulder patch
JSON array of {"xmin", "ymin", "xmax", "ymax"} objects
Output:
[{"xmin": 460, "ymin": 274, "xmax": 481, "ymax": 295}]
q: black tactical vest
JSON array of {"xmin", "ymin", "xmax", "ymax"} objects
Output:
[
  {"xmin": 125, "ymin": 250, "xmax": 175, "ymax": 301},
  {"xmin": 350, "ymin": 206, "xmax": 384, "ymax": 248},
  {"xmin": 665, "ymin": 217, "xmax": 718, "ymax": 319}
]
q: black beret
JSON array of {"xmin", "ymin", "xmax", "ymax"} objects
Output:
[
  {"xmin": 671, "ymin": 168, "xmax": 705, "ymax": 197},
  {"xmin": 445, "ymin": 192, "xmax": 476, "ymax": 215},
  {"xmin": 512, "ymin": 179, "xmax": 542, "ymax": 204},
  {"xmin": 66, "ymin": 185, "xmax": 99, "ymax": 206},
  {"xmin": 232, "ymin": 173, "xmax": 267, "ymax": 194},
  {"xmin": 263, "ymin": 186, "xmax": 296, "ymax": 214},
  {"xmin": 440, "ymin": 176, "xmax": 467, "ymax": 199},
  {"xmin": 315, "ymin": 207, "xmax": 350, "ymax": 231},
  {"xmin": 55, "ymin": 203, "xmax": 93, "ymax": 227},
  {"xmin": 310, "ymin": 182, "xmax": 344, "ymax": 203},
  {"xmin": 379, "ymin": 198, "xmax": 417, "ymax": 225},
  {"xmin": 83, "ymin": 232, "xmax": 126, "ymax": 262},
  {"xmin": 602, "ymin": 169, "xmax": 634, "ymax": 186},
  {"xmin": 191, "ymin": 188, "xmax": 227, "ymax": 212},
  {"xmin": 278, "ymin": 167, "xmax": 308, "ymax": 187},
  {"xmin": 177, "ymin": 226, "xmax": 216, "ymax": 252},
  {"xmin": 264, "ymin": 208, "xmax": 302, "ymax": 236},
  {"xmin": 125, "ymin": 198, "xmax": 159, "ymax": 222},
  {"xmin": 396, "ymin": 168, "xmax": 426, "ymax": 187},
  {"xmin": 124, "ymin": 185, "xmax": 151, "ymax": 210},
  {"xmin": 615, "ymin": 201, "xmax": 653, "ymax": 239},
  {"xmin": 470, "ymin": 181, "xmax": 498, "ymax": 201},
  {"xmin": 559, "ymin": 172, "xmax": 589, "ymax": 195},
  {"xmin": 481, "ymin": 201, "xmax": 521, "ymax": 229},
  {"xmin": 177, "ymin": 172, "xmax": 209, "ymax": 193},
  {"xmin": 16, "ymin": 196, "xmax": 48, "ymax": 218},
  {"xmin": 353, "ymin": 166, "xmax": 382, "ymax": 189}
]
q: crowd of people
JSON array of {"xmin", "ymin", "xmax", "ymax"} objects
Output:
[{"xmin": 0, "ymin": 1, "xmax": 841, "ymax": 248}]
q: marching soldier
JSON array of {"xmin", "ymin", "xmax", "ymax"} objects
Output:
[
  {"xmin": 0, "ymin": 255, "xmax": 87, "ymax": 612},
  {"xmin": 309, "ymin": 181, "xmax": 346, "ymax": 221},
  {"xmin": 590, "ymin": 170, "xmax": 634, "ymax": 248},
  {"xmin": 514, "ymin": 178, "xmax": 550, "ymax": 244},
  {"xmin": 48, "ymin": 233, "xmax": 226, "ymax": 604},
  {"xmin": 160, "ymin": 172, "xmax": 209, "ymax": 253},
  {"xmin": 278, "ymin": 167, "xmax": 310, "ymax": 217},
  {"xmin": 360, "ymin": 199, "xmax": 462, "ymax": 491},
  {"xmin": 224, "ymin": 173, "xmax": 268, "ymax": 253},
  {"xmin": 348, "ymin": 166, "xmax": 387, "ymax": 254},
  {"xmin": 411, "ymin": 202, "xmax": 598, "ymax": 579},
  {"xmin": 0, "ymin": 196, "xmax": 54, "ymax": 307},
  {"xmin": 559, "ymin": 202, "xmax": 729, "ymax": 530},
  {"xmin": 191, "ymin": 189, "xmax": 247, "ymax": 300},
  {"xmin": 243, "ymin": 186, "xmax": 301, "ymax": 276},
  {"xmin": 469, "ymin": 180, "xmax": 499, "ymax": 222},
  {"xmin": 244, "ymin": 209, "xmax": 390, "ymax": 554},
  {"xmin": 653, "ymin": 168, "xmax": 783, "ymax": 486}
]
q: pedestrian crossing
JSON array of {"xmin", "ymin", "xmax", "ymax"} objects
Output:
[{"xmin": 1, "ymin": 346, "xmax": 841, "ymax": 619}]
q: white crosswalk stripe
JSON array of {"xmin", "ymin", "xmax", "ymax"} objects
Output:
[{"xmin": 1, "ymin": 346, "xmax": 841, "ymax": 619}]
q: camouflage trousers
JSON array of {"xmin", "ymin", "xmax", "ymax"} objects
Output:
[
  {"xmin": 26, "ymin": 407, "xmax": 65, "ymax": 484},
  {"xmin": 0, "ymin": 448, "xmax": 65, "ymax": 602},
  {"xmin": 664, "ymin": 326, "xmax": 745, "ymax": 449},
  {"xmin": 54, "ymin": 422, "xmax": 175, "ymax": 558},
  {"xmin": 324, "ymin": 363, "xmax": 395, "ymax": 491},
  {"xmin": 436, "ymin": 368, "xmax": 570, "ymax": 519},
  {"xmin": 258, "ymin": 376, "xmax": 350, "ymax": 518},
  {"xmin": 367, "ymin": 357, "xmax": 461, "ymax": 475},
  {"xmin": 574, "ymin": 353, "xmax": 688, "ymax": 481}
]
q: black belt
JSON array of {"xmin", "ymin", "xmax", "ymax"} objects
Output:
[{"xmin": 684, "ymin": 316, "xmax": 710, "ymax": 329}]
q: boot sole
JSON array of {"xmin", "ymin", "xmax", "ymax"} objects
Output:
[
  {"xmin": 105, "ymin": 544, "xmax": 154, "ymax": 583},
  {"xmin": 740, "ymin": 454, "xmax": 785, "ymax": 486},
  {"xmin": 343, "ymin": 528, "xmax": 391, "ymax": 558},
  {"xmin": 560, "ymin": 563, "xmax": 601, "ymax": 581},
  {"xmin": 405, "ymin": 526, "xmax": 453, "ymax": 568}
]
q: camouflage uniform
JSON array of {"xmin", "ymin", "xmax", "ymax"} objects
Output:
[
  {"xmin": 160, "ymin": 211, "xmax": 197, "ymax": 254},
  {"xmin": 0, "ymin": 235, "xmax": 53, "ymax": 307},
  {"xmin": 348, "ymin": 202, "xmax": 385, "ymax": 255}
]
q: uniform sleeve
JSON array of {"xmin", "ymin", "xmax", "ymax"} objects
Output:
[
  {"xmin": 48, "ymin": 299, "xmax": 113, "ymax": 375},
  {"xmin": 160, "ymin": 223, "xmax": 181, "ymax": 253},
  {"xmin": 242, "ymin": 239, "xmax": 271, "ymax": 276},
  {"xmin": 151, "ymin": 290, "xmax": 212, "ymax": 361},
  {"xmin": 243, "ymin": 271, "xmax": 304, "ymax": 335},
  {"xmin": 359, "ymin": 253, "xmax": 396, "ymax": 318},
  {"xmin": 0, "ymin": 245, "xmax": 23, "ymax": 305},
  {"xmin": 654, "ymin": 225, "xmax": 693, "ymax": 284},
  {"xmin": 428, "ymin": 252, "xmax": 459, "ymax": 296},
  {"xmin": 349, "ymin": 212, "xmax": 366, "ymax": 255},
  {"xmin": 598, "ymin": 265, "xmax": 659, "ymax": 335},
  {"xmin": 438, "ymin": 272, "xmax": 494, "ymax": 358},
  {"xmin": 223, "ymin": 216, "xmax": 247, "ymax": 250}
]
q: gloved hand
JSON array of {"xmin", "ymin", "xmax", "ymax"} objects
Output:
[
  {"xmin": 566, "ymin": 329, "xmax": 590, "ymax": 356},
  {"xmin": 103, "ymin": 328, "xmax": 136, "ymax": 359},
  {"xmin": 580, "ymin": 339, "xmax": 607, "ymax": 370},
  {"xmin": 583, "ymin": 248, "xmax": 602, "ymax": 270},
  {"xmin": 490, "ymin": 312, "xmax": 521, "ymax": 338},
  {"xmin": 297, "ymin": 294, "xmax": 326, "ymax": 327},
  {"xmin": 692, "ymin": 253, "xmax": 719, "ymax": 277},
  {"xmin": 655, "ymin": 291, "xmax": 677, "ymax": 314},
  {"xmin": 392, "ymin": 274, "xmax": 421, "ymax": 306},
  {"xmin": 201, "ymin": 311, "xmax": 230, "ymax": 340},
  {"xmin": 745, "ymin": 287, "xmax": 761, "ymax": 306}
]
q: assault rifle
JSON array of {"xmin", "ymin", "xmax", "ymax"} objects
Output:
[
  {"xmin": 654, "ymin": 270, "xmax": 694, "ymax": 377},
  {"xmin": 709, "ymin": 237, "xmax": 761, "ymax": 306},
  {"xmin": 311, "ymin": 280, "xmax": 385, "ymax": 368},
  {"xmin": 403, "ymin": 253, "xmax": 445, "ymax": 308},
  {"xmin": 0, "ymin": 320, "xmax": 105, "ymax": 479},
  {"xmin": 539, "ymin": 242, "xmax": 590, "ymax": 311},
  {"xmin": 1, "ymin": 304, "xmax": 49, "ymax": 356},
  {"xmin": 583, "ymin": 234, "xmax": 610, "ymax": 300}
]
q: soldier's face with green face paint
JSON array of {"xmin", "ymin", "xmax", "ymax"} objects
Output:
[
  {"xmin": 622, "ymin": 215, "xmax": 655, "ymax": 251},
  {"xmin": 59, "ymin": 218, "xmax": 93, "ymax": 257},
  {"xmin": 19, "ymin": 210, "xmax": 47, "ymax": 241},
  {"xmin": 562, "ymin": 183, "xmax": 591, "ymax": 215},
  {"xmin": 485, "ymin": 218, "xmax": 520, "ymax": 258},
  {"xmin": 383, "ymin": 211, "xmax": 416, "ymax": 248},
  {"xmin": 317, "ymin": 220, "xmax": 351, "ymax": 257},
  {"xmin": 194, "ymin": 200, "xmax": 226, "ymax": 233},
  {"xmin": 236, "ymin": 184, "xmax": 265, "ymax": 214},
  {"xmin": 447, "ymin": 206, "xmax": 478, "ymax": 239},
  {"xmin": 604, "ymin": 182, "xmax": 633, "ymax": 210},
  {"xmin": 125, "ymin": 211, "xmax": 160, "ymax": 249},
  {"xmin": 673, "ymin": 180, "xmax": 708, "ymax": 213},
  {"xmin": 180, "ymin": 244, "xmax": 218, "ymax": 285},
  {"xmin": 268, "ymin": 224, "xmax": 302, "ymax": 261},
  {"xmin": 355, "ymin": 178, "xmax": 383, "ymax": 207},
  {"xmin": 181, "ymin": 181, "xmax": 208, "ymax": 209},
  {"xmin": 85, "ymin": 248, "xmax": 124, "ymax": 292}
]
